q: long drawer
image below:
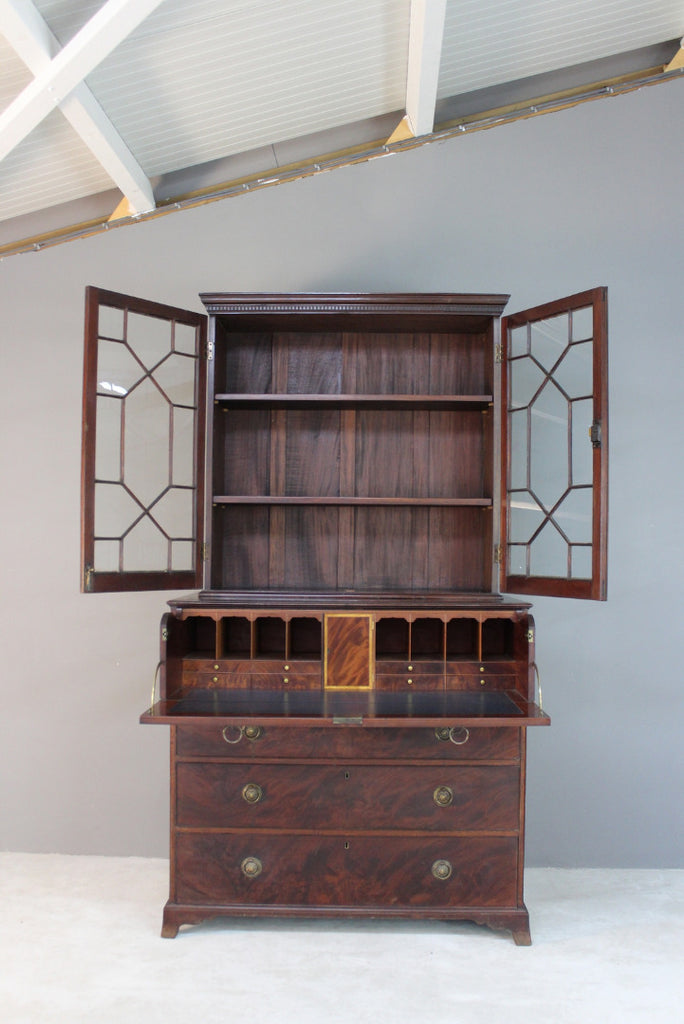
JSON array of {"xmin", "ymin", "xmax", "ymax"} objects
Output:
[
  {"xmin": 176, "ymin": 762, "xmax": 520, "ymax": 831},
  {"xmin": 175, "ymin": 724, "xmax": 520, "ymax": 762},
  {"xmin": 174, "ymin": 833, "xmax": 519, "ymax": 909}
]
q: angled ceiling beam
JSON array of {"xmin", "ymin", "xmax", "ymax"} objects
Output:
[
  {"xmin": 0, "ymin": 0, "xmax": 166, "ymax": 175},
  {"xmin": 0, "ymin": 0, "xmax": 155, "ymax": 214},
  {"xmin": 405, "ymin": 0, "xmax": 447, "ymax": 137}
]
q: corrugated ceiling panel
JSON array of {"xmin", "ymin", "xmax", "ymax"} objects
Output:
[
  {"xmin": 439, "ymin": 0, "xmax": 684, "ymax": 97},
  {"xmin": 86, "ymin": 0, "xmax": 410, "ymax": 176}
]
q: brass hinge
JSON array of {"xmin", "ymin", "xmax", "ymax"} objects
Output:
[
  {"xmin": 589, "ymin": 420, "xmax": 601, "ymax": 448},
  {"xmin": 84, "ymin": 564, "xmax": 94, "ymax": 592},
  {"xmin": 495, "ymin": 343, "xmax": 503, "ymax": 363},
  {"xmin": 526, "ymin": 628, "xmax": 535, "ymax": 643},
  {"xmin": 494, "ymin": 544, "xmax": 503, "ymax": 565},
  {"xmin": 206, "ymin": 338, "xmax": 214, "ymax": 360},
  {"xmin": 201, "ymin": 542, "xmax": 210, "ymax": 561}
]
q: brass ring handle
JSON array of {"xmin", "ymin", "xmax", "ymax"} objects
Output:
[
  {"xmin": 241, "ymin": 856, "xmax": 262, "ymax": 878},
  {"xmin": 431, "ymin": 859, "xmax": 452, "ymax": 881},
  {"xmin": 433, "ymin": 785, "xmax": 454, "ymax": 807},
  {"xmin": 242, "ymin": 783, "xmax": 263, "ymax": 804},
  {"xmin": 434, "ymin": 726, "xmax": 470, "ymax": 745},
  {"xmin": 222, "ymin": 725, "xmax": 263, "ymax": 744}
]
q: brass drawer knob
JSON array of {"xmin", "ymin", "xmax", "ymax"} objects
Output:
[
  {"xmin": 244, "ymin": 725, "xmax": 263, "ymax": 741},
  {"xmin": 431, "ymin": 859, "xmax": 452, "ymax": 881},
  {"xmin": 434, "ymin": 726, "xmax": 470, "ymax": 746},
  {"xmin": 242, "ymin": 783, "xmax": 263, "ymax": 805},
  {"xmin": 433, "ymin": 785, "xmax": 454, "ymax": 807},
  {"xmin": 241, "ymin": 856, "xmax": 262, "ymax": 879}
]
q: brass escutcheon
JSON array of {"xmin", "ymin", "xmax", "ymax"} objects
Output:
[
  {"xmin": 242, "ymin": 783, "xmax": 263, "ymax": 804},
  {"xmin": 433, "ymin": 785, "xmax": 454, "ymax": 807},
  {"xmin": 431, "ymin": 859, "xmax": 452, "ymax": 881},
  {"xmin": 241, "ymin": 856, "xmax": 262, "ymax": 878}
]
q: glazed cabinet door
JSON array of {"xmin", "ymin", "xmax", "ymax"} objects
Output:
[
  {"xmin": 81, "ymin": 287, "xmax": 207, "ymax": 592},
  {"xmin": 500, "ymin": 287, "xmax": 608, "ymax": 600}
]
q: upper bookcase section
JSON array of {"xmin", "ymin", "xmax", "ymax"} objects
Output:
[{"xmin": 81, "ymin": 289, "xmax": 606, "ymax": 600}]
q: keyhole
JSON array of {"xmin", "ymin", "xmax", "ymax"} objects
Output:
[
  {"xmin": 344, "ymin": 771, "xmax": 350, "ymax": 779},
  {"xmin": 344, "ymin": 841, "xmax": 350, "ymax": 850}
]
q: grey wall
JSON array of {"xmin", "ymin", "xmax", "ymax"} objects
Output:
[{"xmin": 2, "ymin": 77, "xmax": 683, "ymax": 866}]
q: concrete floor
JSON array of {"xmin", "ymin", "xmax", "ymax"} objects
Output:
[{"xmin": 1, "ymin": 854, "xmax": 682, "ymax": 1024}]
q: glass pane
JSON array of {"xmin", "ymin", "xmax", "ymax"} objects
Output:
[
  {"xmin": 154, "ymin": 351, "xmax": 196, "ymax": 407},
  {"xmin": 529, "ymin": 521, "xmax": 567, "ymax": 577},
  {"xmin": 94, "ymin": 482, "xmax": 141, "ymax": 537},
  {"xmin": 123, "ymin": 378, "xmax": 171, "ymax": 507},
  {"xmin": 95, "ymin": 395, "xmax": 121, "ymax": 481},
  {"xmin": 509, "ymin": 409, "xmax": 528, "ymax": 491},
  {"xmin": 509, "ymin": 492, "xmax": 545, "ymax": 543},
  {"xmin": 554, "ymin": 340, "xmax": 592, "ymax": 399},
  {"xmin": 174, "ymin": 321, "xmax": 198, "ymax": 355},
  {"xmin": 97, "ymin": 339, "xmax": 143, "ymax": 396},
  {"xmin": 127, "ymin": 312, "xmax": 171, "ymax": 370},
  {"xmin": 571, "ymin": 306, "xmax": 593, "ymax": 342},
  {"xmin": 172, "ymin": 406, "xmax": 195, "ymax": 487},
  {"xmin": 571, "ymin": 545, "xmax": 592, "ymax": 579},
  {"xmin": 123, "ymin": 516, "xmax": 168, "ymax": 571},
  {"xmin": 555, "ymin": 486, "xmax": 593, "ymax": 544},
  {"xmin": 509, "ymin": 324, "xmax": 528, "ymax": 358},
  {"xmin": 508, "ymin": 544, "xmax": 527, "ymax": 575},
  {"xmin": 98, "ymin": 304, "xmax": 124, "ymax": 340},
  {"xmin": 509, "ymin": 355, "xmax": 545, "ymax": 409},
  {"xmin": 529, "ymin": 381, "xmax": 569, "ymax": 510},
  {"xmin": 93, "ymin": 539, "xmax": 120, "ymax": 572},
  {"xmin": 152, "ymin": 487, "xmax": 194, "ymax": 538},
  {"xmin": 172, "ymin": 540, "xmax": 195, "ymax": 571},
  {"xmin": 529, "ymin": 313, "xmax": 569, "ymax": 371}
]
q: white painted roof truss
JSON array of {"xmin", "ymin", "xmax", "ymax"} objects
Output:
[{"xmin": 0, "ymin": 0, "xmax": 162, "ymax": 215}]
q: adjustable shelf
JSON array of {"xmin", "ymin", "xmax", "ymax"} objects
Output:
[
  {"xmin": 214, "ymin": 393, "xmax": 493, "ymax": 410},
  {"xmin": 212, "ymin": 496, "xmax": 492, "ymax": 506}
]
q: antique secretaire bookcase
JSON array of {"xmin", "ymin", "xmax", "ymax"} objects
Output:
[{"xmin": 81, "ymin": 288, "xmax": 608, "ymax": 943}]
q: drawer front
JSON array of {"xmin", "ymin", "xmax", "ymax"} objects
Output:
[
  {"xmin": 184, "ymin": 673, "xmax": 321, "ymax": 691},
  {"xmin": 174, "ymin": 833, "xmax": 519, "ymax": 909},
  {"xmin": 182, "ymin": 660, "xmax": 321, "ymax": 692},
  {"xmin": 375, "ymin": 674, "xmax": 444, "ymax": 692},
  {"xmin": 176, "ymin": 763, "xmax": 520, "ymax": 831},
  {"xmin": 175, "ymin": 724, "xmax": 520, "ymax": 762}
]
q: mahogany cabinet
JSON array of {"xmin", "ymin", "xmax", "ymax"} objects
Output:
[{"xmin": 81, "ymin": 290, "xmax": 608, "ymax": 942}]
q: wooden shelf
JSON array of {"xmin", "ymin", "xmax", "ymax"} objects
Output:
[
  {"xmin": 214, "ymin": 393, "xmax": 493, "ymax": 410},
  {"xmin": 212, "ymin": 496, "xmax": 493, "ymax": 507}
]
